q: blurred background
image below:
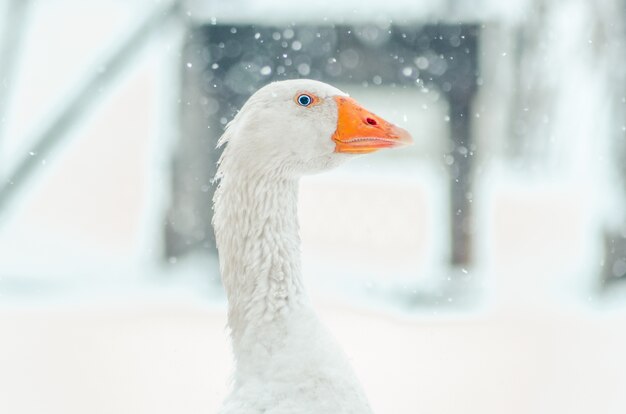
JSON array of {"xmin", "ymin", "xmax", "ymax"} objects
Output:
[{"xmin": 1, "ymin": 0, "xmax": 625, "ymax": 413}]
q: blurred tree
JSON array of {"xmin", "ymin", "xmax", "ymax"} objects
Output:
[{"xmin": 509, "ymin": 0, "xmax": 626, "ymax": 288}]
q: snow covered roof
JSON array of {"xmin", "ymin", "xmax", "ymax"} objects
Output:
[{"xmin": 182, "ymin": 0, "xmax": 529, "ymax": 25}]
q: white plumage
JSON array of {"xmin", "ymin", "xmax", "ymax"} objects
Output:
[{"xmin": 212, "ymin": 79, "xmax": 411, "ymax": 414}]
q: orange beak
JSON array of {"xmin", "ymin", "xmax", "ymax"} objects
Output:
[{"xmin": 332, "ymin": 96, "xmax": 413, "ymax": 154}]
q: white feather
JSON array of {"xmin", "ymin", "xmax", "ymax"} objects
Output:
[{"xmin": 213, "ymin": 79, "xmax": 373, "ymax": 414}]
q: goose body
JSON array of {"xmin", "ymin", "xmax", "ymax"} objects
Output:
[{"xmin": 213, "ymin": 79, "xmax": 411, "ymax": 414}]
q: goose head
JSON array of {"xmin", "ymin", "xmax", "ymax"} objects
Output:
[{"xmin": 219, "ymin": 79, "xmax": 412, "ymax": 176}]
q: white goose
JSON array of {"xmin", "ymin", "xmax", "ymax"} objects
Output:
[{"xmin": 213, "ymin": 79, "xmax": 412, "ymax": 414}]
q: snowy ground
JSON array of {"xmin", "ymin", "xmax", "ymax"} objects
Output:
[{"xmin": 1, "ymin": 290, "xmax": 626, "ymax": 414}]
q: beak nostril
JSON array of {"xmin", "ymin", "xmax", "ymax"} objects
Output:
[{"xmin": 365, "ymin": 117, "xmax": 377, "ymax": 126}]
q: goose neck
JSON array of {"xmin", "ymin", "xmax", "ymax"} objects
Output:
[{"xmin": 214, "ymin": 170, "xmax": 307, "ymax": 342}]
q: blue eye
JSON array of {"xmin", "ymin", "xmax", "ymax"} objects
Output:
[{"xmin": 297, "ymin": 94, "xmax": 312, "ymax": 106}]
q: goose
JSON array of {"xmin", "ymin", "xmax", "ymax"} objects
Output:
[{"xmin": 212, "ymin": 79, "xmax": 412, "ymax": 414}]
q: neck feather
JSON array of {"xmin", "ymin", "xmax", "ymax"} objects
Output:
[{"xmin": 213, "ymin": 166, "xmax": 307, "ymax": 346}]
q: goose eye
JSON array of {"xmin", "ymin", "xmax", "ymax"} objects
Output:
[{"xmin": 297, "ymin": 94, "xmax": 312, "ymax": 107}]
